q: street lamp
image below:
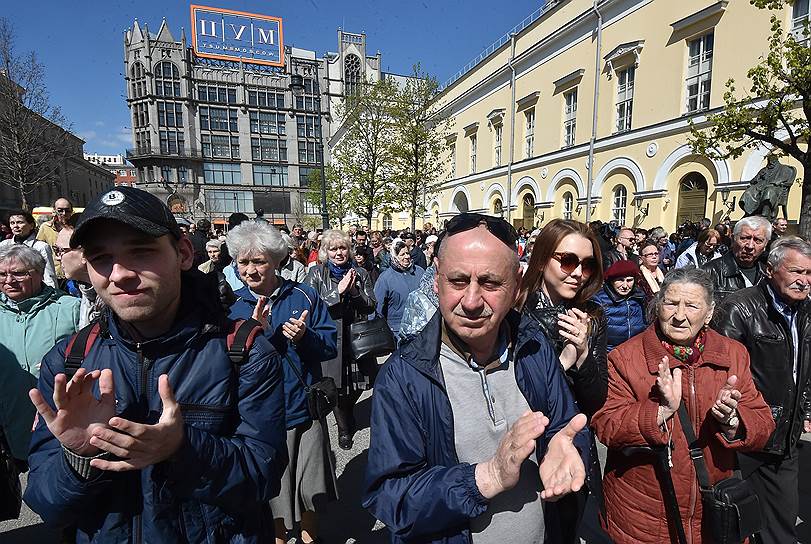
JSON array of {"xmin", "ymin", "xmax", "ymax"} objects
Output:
[{"xmin": 289, "ymin": 70, "xmax": 329, "ymax": 230}]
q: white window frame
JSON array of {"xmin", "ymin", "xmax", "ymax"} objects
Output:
[
  {"xmin": 494, "ymin": 124, "xmax": 503, "ymax": 167},
  {"xmin": 470, "ymin": 134, "xmax": 477, "ymax": 174},
  {"xmin": 563, "ymin": 89, "xmax": 577, "ymax": 148},
  {"xmin": 616, "ymin": 66, "xmax": 635, "ymax": 133},
  {"xmin": 563, "ymin": 192, "xmax": 574, "ymax": 220},
  {"xmin": 382, "ymin": 214, "xmax": 393, "ymax": 230},
  {"xmin": 524, "ymin": 109, "xmax": 535, "ymax": 159},
  {"xmin": 793, "ymin": 0, "xmax": 810, "ymax": 38},
  {"xmin": 686, "ymin": 33, "xmax": 714, "ymax": 113},
  {"xmin": 612, "ymin": 185, "xmax": 628, "ymax": 225}
]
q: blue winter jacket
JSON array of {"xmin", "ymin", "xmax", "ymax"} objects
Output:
[
  {"xmin": 24, "ymin": 280, "xmax": 287, "ymax": 543},
  {"xmin": 363, "ymin": 310, "xmax": 590, "ymax": 543},
  {"xmin": 591, "ymin": 284, "xmax": 647, "ymax": 352},
  {"xmin": 374, "ymin": 265, "xmax": 425, "ymax": 335},
  {"xmin": 229, "ymin": 280, "xmax": 338, "ymax": 429}
]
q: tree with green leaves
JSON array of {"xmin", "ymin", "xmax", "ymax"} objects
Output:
[
  {"xmin": 332, "ymin": 76, "xmax": 398, "ymax": 229},
  {"xmin": 688, "ymin": 0, "xmax": 811, "ymax": 238},
  {"xmin": 304, "ymin": 166, "xmax": 349, "ymax": 230},
  {"xmin": 388, "ymin": 64, "xmax": 452, "ymax": 232},
  {"xmin": 0, "ymin": 18, "xmax": 73, "ymax": 210}
]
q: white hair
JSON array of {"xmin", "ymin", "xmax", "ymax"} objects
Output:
[
  {"xmin": 767, "ymin": 236, "xmax": 811, "ymax": 269},
  {"xmin": 733, "ymin": 216, "xmax": 772, "ymax": 240},
  {"xmin": 318, "ymin": 229, "xmax": 353, "ymax": 263},
  {"xmin": 0, "ymin": 244, "xmax": 45, "ymax": 275},
  {"xmin": 226, "ymin": 221, "xmax": 288, "ymax": 264}
]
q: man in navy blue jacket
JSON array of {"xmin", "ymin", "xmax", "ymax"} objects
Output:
[
  {"xmin": 364, "ymin": 213, "xmax": 589, "ymax": 544},
  {"xmin": 24, "ymin": 187, "xmax": 287, "ymax": 543}
]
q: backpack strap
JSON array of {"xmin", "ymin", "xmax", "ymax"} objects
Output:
[
  {"xmin": 226, "ymin": 318, "xmax": 263, "ymax": 365},
  {"xmin": 64, "ymin": 322, "xmax": 102, "ymax": 379}
]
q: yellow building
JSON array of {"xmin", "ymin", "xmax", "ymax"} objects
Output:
[{"xmin": 410, "ymin": 0, "xmax": 806, "ymax": 234}]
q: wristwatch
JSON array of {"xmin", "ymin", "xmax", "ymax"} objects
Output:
[{"xmin": 62, "ymin": 445, "xmax": 114, "ymax": 480}]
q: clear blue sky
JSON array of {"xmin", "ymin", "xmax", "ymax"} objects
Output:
[{"xmin": 8, "ymin": 0, "xmax": 544, "ymax": 154}]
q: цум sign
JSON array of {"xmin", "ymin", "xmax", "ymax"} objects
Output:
[{"xmin": 190, "ymin": 5, "xmax": 284, "ymax": 67}]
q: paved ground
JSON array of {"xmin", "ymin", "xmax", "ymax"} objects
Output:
[{"xmin": 2, "ymin": 394, "xmax": 810, "ymax": 543}]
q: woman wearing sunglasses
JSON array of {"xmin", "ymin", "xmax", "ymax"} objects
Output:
[{"xmin": 519, "ymin": 218, "xmax": 608, "ymax": 544}]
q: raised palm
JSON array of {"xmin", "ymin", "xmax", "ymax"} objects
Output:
[{"xmin": 29, "ymin": 368, "xmax": 116, "ymax": 455}]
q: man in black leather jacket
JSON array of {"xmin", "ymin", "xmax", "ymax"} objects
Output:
[
  {"xmin": 701, "ymin": 215, "xmax": 770, "ymax": 301},
  {"xmin": 711, "ymin": 236, "xmax": 811, "ymax": 544}
]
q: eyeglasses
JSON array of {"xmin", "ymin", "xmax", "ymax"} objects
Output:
[
  {"xmin": 55, "ymin": 208, "xmax": 72, "ymax": 214},
  {"xmin": 551, "ymin": 252, "xmax": 597, "ymax": 277},
  {"xmin": 0, "ymin": 270, "xmax": 31, "ymax": 282},
  {"xmin": 445, "ymin": 212, "xmax": 517, "ymax": 249},
  {"xmin": 641, "ymin": 252, "xmax": 659, "ymax": 258},
  {"xmin": 53, "ymin": 246, "xmax": 75, "ymax": 257}
]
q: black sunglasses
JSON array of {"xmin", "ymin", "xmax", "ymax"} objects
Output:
[
  {"xmin": 445, "ymin": 212, "xmax": 517, "ymax": 249},
  {"xmin": 552, "ymin": 252, "xmax": 597, "ymax": 277}
]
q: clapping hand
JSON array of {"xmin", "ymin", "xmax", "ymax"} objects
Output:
[
  {"xmin": 337, "ymin": 268, "xmax": 356, "ymax": 295},
  {"xmin": 476, "ymin": 411, "xmax": 549, "ymax": 499},
  {"xmin": 282, "ymin": 309, "xmax": 309, "ymax": 343},
  {"xmin": 539, "ymin": 413, "xmax": 587, "ymax": 501},
  {"xmin": 29, "ymin": 367, "xmax": 116, "ymax": 456},
  {"xmin": 558, "ymin": 308, "xmax": 590, "ymax": 371},
  {"xmin": 252, "ymin": 296, "xmax": 270, "ymax": 330},
  {"xmin": 656, "ymin": 356, "xmax": 682, "ymax": 425},
  {"xmin": 88, "ymin": 374, "xmax": 185, "ymax": 471},
  {"xmin": 711, "ymin": 375, "xmax": 741, "ymax": 438}
]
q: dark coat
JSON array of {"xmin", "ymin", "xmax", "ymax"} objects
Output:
[
  {"xmin": 363, "ymin": 310, "xmax": 589, "ymax": 544},
  {"xmin": 591, "ymin": 285, "xmax": 647, "ymax": 352},
  {"xmin": 700, "ymin": 251, "xmax": 766, "ymax": 302},
  {"xmin": 712, "ymin": 282, "xmax": 811, "ymax": 455},
  {"xmin": 304, "ymin": 263, "xmax": 376, "ymax": 388},
  {"xmin": 593, "ymin": 326, "xmax": 774, "ymax": 544},
  {"xmin": 24, "ymin": 276, "xmax": 287, "ymax": 543},
  {"xmin": 229, "ymin": 281, "xmax": 338, "ymax": 429},
  {"xmin": 374, "ymin": 265, "xmax": 425, "ymax": 335}
]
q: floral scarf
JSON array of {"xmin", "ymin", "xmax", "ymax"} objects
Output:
[{"xmin": 660, "ymin": 328, "xmax": 706, "ymax": 364}]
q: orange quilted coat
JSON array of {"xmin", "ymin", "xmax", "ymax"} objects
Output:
[{"xmin": 592, "ymin": 325, "xmax": 774, "ymax": 544}]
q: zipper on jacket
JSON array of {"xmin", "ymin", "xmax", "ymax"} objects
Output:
[
  {"xmin": 136, "ymin": 343, "xmax": 154, "ymax": 401},
  {"xmin": 686, "ymin": 364, "xmax": 697, "ymax": 544},
  {"xmin": 135, "ymin": 512, "xmax": 142, "ymax": 544}
]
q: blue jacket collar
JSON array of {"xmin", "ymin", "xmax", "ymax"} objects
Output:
[{"xmin": 398, "ymin": 309, "xmax": 543, "ymax": 386}]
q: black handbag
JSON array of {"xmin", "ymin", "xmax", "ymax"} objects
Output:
[
  {"xmin": 349, "ymin": 316, "xmax": 396, "ymax": 361},
  {"xmin": 0, "ymin": 428, "xmax": 22, "ymax": 522},
  {"xmin": 677, "ymin": 405, "xmax": 762, "ymax": 544},
  {"xmin": 281, "ymin": 351, "xmax": 338, "ymax": 421}
]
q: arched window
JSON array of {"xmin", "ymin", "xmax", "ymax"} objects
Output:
[
  {"xmin": 522, "ymin": 193, "xmax": 535, "ymax": 228},
  {"xmin": 154, "ymin": 61, "xmax": 181, "ymax": 97},
  {"xmin": 344, "ymin": 54, "xmax": 361, "ymax": 96},
  {"xmin": 382, "ymin": 213, "xmax": 392, "ymax": 230},
  {"xmin": 563, "ymin": 191, "xmax": 574, "ymax": 220},
  {"xmin": 612, "ymin": 185, "xmax": 628, "ymax": 225},
  {"xmin": 130, "ymin": 62, "xmax": 146, "ymax": 99}
]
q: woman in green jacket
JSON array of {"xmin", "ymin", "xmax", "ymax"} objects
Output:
[{"xmin": 0, "ymin": 244, "xmax": 80, "ymax": 463}]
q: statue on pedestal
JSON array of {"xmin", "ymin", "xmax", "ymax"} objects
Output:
[{"xmin": 739, "ymin": 155, "xmax": 796, "ymax": 222}]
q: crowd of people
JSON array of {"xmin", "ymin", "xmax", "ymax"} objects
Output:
[{"xmin": 0, "ymin": 187, "xmax": 809, "ymax": 544}]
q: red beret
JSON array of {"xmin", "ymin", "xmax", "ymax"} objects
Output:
[{"xmin": 604, "ymin": 259, "xmax": 640, "ymax": 280}]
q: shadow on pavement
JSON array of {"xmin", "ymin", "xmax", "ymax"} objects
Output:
[
  {"xmin": 799, "ymin": 441, "xmax": 810, "ymax": 543},
  {"xmin": 0, "ymin": 523, "xmax": 59, "ymax": 543},
  {"xmin": 319, "ymin": 394, "xmax": 388, "ymax": 543}
]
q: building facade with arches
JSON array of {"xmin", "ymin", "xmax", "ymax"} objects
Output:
[{"xmin": 430, "ymin": 0, "xmax": 806, "ymax": 233}]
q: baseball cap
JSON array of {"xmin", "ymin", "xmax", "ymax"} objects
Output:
[{"xmin": 71, "ymin": 187, "xmax": 182, "ymax": 248}]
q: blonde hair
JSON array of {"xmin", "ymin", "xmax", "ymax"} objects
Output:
[{"xmin": 318, "ymin": 229, "xmax": 354, "ymax": 263}]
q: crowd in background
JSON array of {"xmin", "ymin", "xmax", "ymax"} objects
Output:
[{"xmin": 0, "ymin": 191, "xmax": 809, "ymax": 544}]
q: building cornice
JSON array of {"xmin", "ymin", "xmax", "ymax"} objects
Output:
[
  {"xmin": 438, "ymin": 0, "xmax": 652, "ymax": 118},
  {"xmin": 670, "ymin": 1, "xmax": 729, "ymax": 34}
]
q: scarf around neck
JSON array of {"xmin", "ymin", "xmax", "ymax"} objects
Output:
[
  {"xmin": 660, "ymin": 327, "xmax": 706, "ymax": 365},
  {"xmin": 327, "ymin": 259, "xmax": 352, "ymax": 281}
]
